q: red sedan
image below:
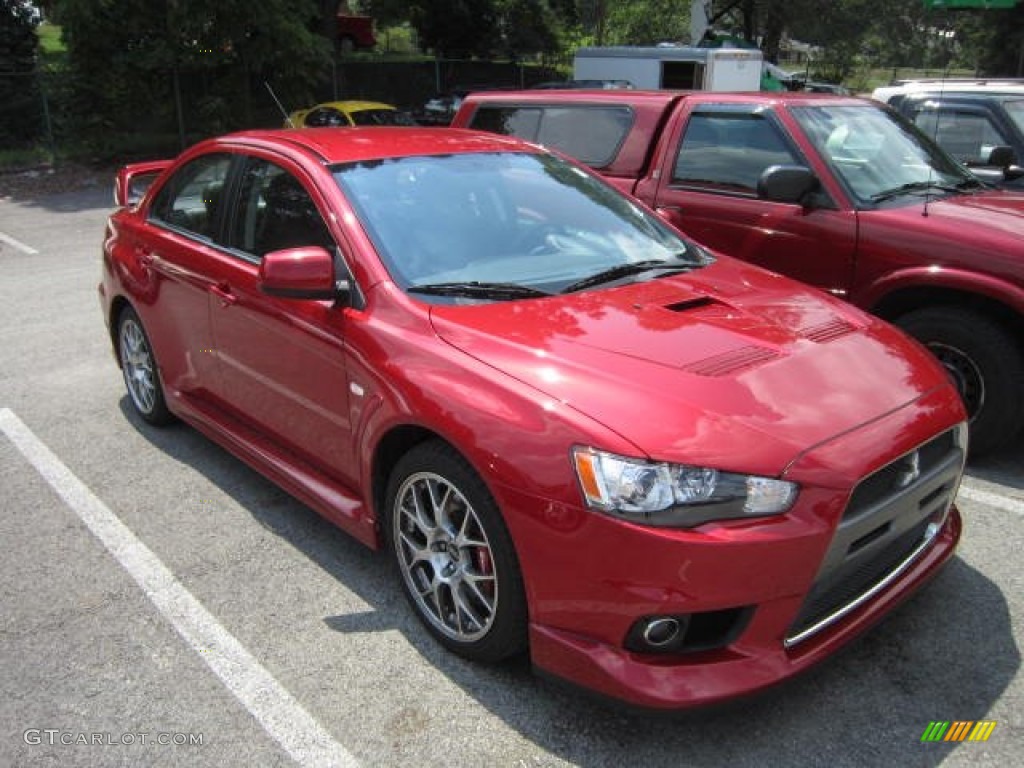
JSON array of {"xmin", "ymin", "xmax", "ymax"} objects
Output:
[{"xmin": 100, "ymin": 127, "xmax": 967, "ymax": 709}]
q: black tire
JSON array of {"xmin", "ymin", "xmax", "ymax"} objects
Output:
[
  {"xmin": 117, "ymin": 306, "xmax": 174, "ymax": 426},
  {"xmin": 898, "ymin": 306, "xmax": 1024, "ymax": 456},
  {"xmin": 384, "ymin": 440, "xmax": 528, "ymax": 662}
]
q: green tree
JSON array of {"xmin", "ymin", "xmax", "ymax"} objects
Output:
[
  {"xmin": 58, "ymin": 0, "xmax": 330, "ymax": 155},
  {"xmin": 0, "ymin": 0, "xmax": 42, "ymax": 143}
]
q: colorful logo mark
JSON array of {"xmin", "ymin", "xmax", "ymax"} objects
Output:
[{"xmin": 921, "ymin": 721, "xmax": 997, "ymax": 743}]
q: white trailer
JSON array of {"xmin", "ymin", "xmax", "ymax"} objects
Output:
[{"xmin": 573, "ymin": 46, "xmax": 763, "ymax": 91}]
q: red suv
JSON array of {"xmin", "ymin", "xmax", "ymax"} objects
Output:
[{"xmin": 100, "ymin": 127, "xmax": 966, "ymax": 709}]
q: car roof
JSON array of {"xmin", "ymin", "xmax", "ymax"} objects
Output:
[
  {"xmin": 462, "ymin": 88, "xmax": 868, "ymax": 107},
  {"xmin": 214, "ymin": 127, "xmax": 538, "ymax": 164},
  {"xmin": 874, "ymin": 81, "xmax": 1024, "ymax": 102},
  {"xmin": 309, "ymin": 100, "xmax": 398, "ymax": 113}
]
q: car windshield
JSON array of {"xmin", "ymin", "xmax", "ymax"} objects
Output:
[
  {"xmin": 791, "ymin": 104, "xmax": 976, "ymax": 206},
  {"xmin": 332, "ymin": 151, "xmax": 707, "ymax": 300},
  {"xmin": 1004, "ymin": 99, "xmax": 1024, "ymax": 135}
]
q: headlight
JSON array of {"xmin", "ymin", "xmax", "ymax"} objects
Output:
[{"xmin": 572, "ymin": 446, "xmax": 798, "ymax": 528}]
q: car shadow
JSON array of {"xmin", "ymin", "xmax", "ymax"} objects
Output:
[
  {"xmin": 0, "ymin": 170, "xmax": 114, "ymax": 213},
  {"xmin": 966, "ymin": 433, "xmax": 1024, "ymax": 492},
  {"xmin": 119, "ymin": 398, "xmax": 1019, "ymax": 767}
]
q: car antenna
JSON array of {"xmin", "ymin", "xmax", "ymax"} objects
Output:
[{"xmin": 265, "ymin": 81, "xmax": 295, "ymax": 128}]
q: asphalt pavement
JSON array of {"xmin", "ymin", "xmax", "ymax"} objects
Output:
[{"xmin": 0, "ymin": 180, "xmax": 1020, "ymax": 767}]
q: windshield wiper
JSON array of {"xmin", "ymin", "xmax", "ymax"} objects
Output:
[
  {"xmin": 871, "ymin": 181, "xmax": 962, "ymax": 203},
  {"xmin": 407, "ymin": 281, "xmax": 551, "ymax": 300},
  {"xmin": 561, "ymin": 259, "xmax": 696, "ymax": 294}
]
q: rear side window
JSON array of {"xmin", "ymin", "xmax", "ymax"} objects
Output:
[
  {"xmin": 468, "ymin": 105, "xmax": 632, "ymax": 167},
  {"xmin": 149, "ymin": 154, "xmax": 232, "ymax": 241}
]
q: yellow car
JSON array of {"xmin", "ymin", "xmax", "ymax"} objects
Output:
[{"xmin": 285, "ymin": 100, "xmax": 416, "ymax": 128}]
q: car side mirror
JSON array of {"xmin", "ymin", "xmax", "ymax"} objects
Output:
[
  {"xmin": 757, "ymin": 165, "xmax": 822, "ymax": 206},
  {"xmin": 259, "ymin": 246, "xmax": 344, "ymax": 301},
  {"xmin": 985, "ymin": 145, "xmax": 1017, "ymax": 169}
]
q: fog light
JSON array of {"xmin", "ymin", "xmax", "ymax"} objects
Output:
[
  {"xmin": 625, "ymin": 614, "xmax": 691, "ymax": 653},
  {"xmin": 643, "ymin": 618, "xmax": 682, "ymax": 647}
]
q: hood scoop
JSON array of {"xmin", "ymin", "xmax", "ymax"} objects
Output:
[
  {"xmin": 664, "ymin": 297, "xmax": 717, "ymax": 313},
  {"xmin": 681, "ymin": 345, "xmax": 781, "ymax": 376}
]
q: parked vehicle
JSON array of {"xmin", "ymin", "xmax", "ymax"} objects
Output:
[
  {"xmin": 336, "ymin": 7, "xmax": 375, "ymax": 53},
  {"xmin": 102, "ymin": 126, "xmax": 966, "ymax": 710},
  {"xmin": 285, "ymin": 100, "xmax": 415, "ymax": 129},
  {"xmin": 872, "ymin": 80, "xmax": 1024, "ymax": 187},
  {"xmin": 574, "ymin": 45, "xmax": 763, "ymax": 91},
  {"xmin": 530, "ymin": 79, "xmax": 635, "ymax": 90},
  {"xmin": 454, "ymin": 89, "xmax": 1024, "ymax": 454}
]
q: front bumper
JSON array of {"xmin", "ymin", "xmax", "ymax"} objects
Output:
[{"xmin": 495, "ymin": 388, "xmax": 965, "ymax": 709}]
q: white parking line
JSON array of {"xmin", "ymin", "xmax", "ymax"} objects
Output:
[
  {"xmin": 0, "ymin": 408, "xmax": 359, "ymax": 768},
  {"xmin": 959, "ymin": 481, "xmax": 1024, "ymax": 518},
  {"xmin": 0, "ymin": 230, "xmax": 39, "ymax": 255}
]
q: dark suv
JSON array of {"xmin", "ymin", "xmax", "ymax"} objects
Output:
[{"xmin": 874, "ymin": 81, "xmax": 1024, "ymax": 187}]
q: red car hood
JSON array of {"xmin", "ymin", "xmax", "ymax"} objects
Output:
[
  {"xmin": 867, "ymin": 189, "xmax": 1024, "ymax": 264},
  {"xmin": 429, "ymin": 259, "xmax": 950, "ymax": 478}
]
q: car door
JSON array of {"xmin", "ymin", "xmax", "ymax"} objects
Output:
[
  {"xmin": 211, "ymin": 155, "xmax": 357, "ymax": 483},
  {"xmin": 137, "ymin": 152, "xmax": 233, "ymax": 397},
  {"xmin": 648, "ymin": 102, "xmax": 858, "ymax": 297}
]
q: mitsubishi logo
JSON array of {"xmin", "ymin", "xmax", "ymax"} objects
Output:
[{"xmin": 896, "ymin": 450, "xmax": 922, "ymax": 488}]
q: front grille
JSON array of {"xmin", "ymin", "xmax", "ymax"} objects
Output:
[
  {"xmin": 785, "ymin": 426, "xmax": 965, "ymax": 646},
  {"xmin": 844, "ymin": 429, "xmax": 956, "ymax": 520}
]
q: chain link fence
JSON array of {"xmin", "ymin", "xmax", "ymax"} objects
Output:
[{"xmin": 1, "ymin": 56, "xmax": 563, "ymax": 163}]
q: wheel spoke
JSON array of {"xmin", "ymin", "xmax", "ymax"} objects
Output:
[
  {"xmin": 456, "ymin": 581, "xmax": 491, "ymax": 629},
  {"xmin": 398, "ymin": 528, "xmax": 430, "ymax": 565},
  {"xmin": 462, "ymin": 571, "xmax": 496, "ymax": 614}
]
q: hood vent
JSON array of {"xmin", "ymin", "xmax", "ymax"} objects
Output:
[
  {"xmin": 682, "ymin": 345, "xmax": 780, "ymax": 376},
  {"xmin": 800, "ymin": 318, "xmax": 856, "ymax": 343}
]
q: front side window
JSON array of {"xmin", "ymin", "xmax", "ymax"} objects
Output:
[
  {"xmin": 672, "ymin": 112, "xmax": 800, "ymax": 194},
  {"xmin": 149, "ymin": 154, "xmax": 232, "ymax": 241},
  {"xmin": 228, "ymin": 159, "xmax": 334, "ymax": 259},
  {"xmin": 1002, "ymin": 98, "xmax": 1024, "ymax": 135},
  {"xmin": 910, "ymin": 107, "xmax": 1009, "ymax": 164},
  {"xmin": 334, "ymin": 151, "xmax": 706, "ymax": 300}
]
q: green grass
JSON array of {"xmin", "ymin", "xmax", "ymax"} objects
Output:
[
  {"xmin": 37, "ymin": 23, "xmax": 67, "ymax": 70},
  {"xmin": 0, "ymin": 145, "xmax": 54, "ymax": 171}
]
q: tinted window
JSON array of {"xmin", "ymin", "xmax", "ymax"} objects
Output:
[
  {"xmin": 1006, "ymin": 99, "xmax": 1024, "ymax": 134},
  {"xmin": 349, "ymin": 108, "xmax": 416, "ymax": 126},
  {"xmin": 469, "ymin": 105, "xmax": 632, "ymax": 167},
  {"xmin": 306, "ymin": 107, "xmax": 350, "ymax": 127},
  {"xmin": 672, "ymin": 113, "xmax": 799, "ymax": 193},
  {"xmin": 910, "ymin": 108, "xmax": 1009, "ymax": 163},
  {"xmin": 149, "ymin": 154, "xmax": 232, "ymax": 240},
  {"xmin": 229, "ymin": 159, "xmax": 334, "ymax": 259}
]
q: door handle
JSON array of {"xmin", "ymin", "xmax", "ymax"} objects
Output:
[
  {"xmin": 656, "ymin": 205, "xmax": 683, "ymax": 218},
  {"xmin": 210, "ymin": 282, "xmax": 236, "ymax": 307}
]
